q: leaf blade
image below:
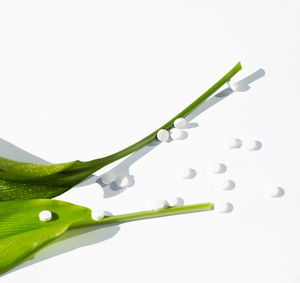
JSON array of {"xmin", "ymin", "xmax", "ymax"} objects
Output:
[
  {"xmin": 0, "ymin": 199, "xmax": 92, "ymax": 274},
  {"xmin": 0, "ymin": 159, "xmax": 104, "ymax": 200}
]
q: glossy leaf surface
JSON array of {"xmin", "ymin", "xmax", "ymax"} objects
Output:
[
  {"xmin": 0, "ymin": 156, "xmax": 106, "ymax": 200},
  {"xmin": 0, "ymin": 199, "xmax": 93, "ymax": 275}
]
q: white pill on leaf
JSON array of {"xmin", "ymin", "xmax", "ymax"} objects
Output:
[
  {"xmin": 227, "ymin": 138, "xmax": 242, "ymax": 149},
  {"xmin": 181, "ymin": 168, "xmax": 196, "ymax": 179},
  {"xmin": 91, "ymin": 209, "xmax": 105, "ymax": 221},
  {"xmin": 116, "ymin": 176, "xmax": 129, "ymax": 188},
  {"xmin": 174, "ymin": 118, "xmax": 187, "ymax": 129},
  {"xmin": 214, "ymin": 202, "xmax": 232, "ymax": 213},
  {"xmin": 170, "ymin": 128, "xmax": 185, "ymax": 140},
  {"xmin": 167, "ymin": 197, "xmax": 184, "ymax": 207},
  {"xmin": 151, "ymin": 198, "xmax": 167, "ymax": 210},
  {"xmin": 157, "ymin": 129, "xmax": 169, "ymax": 142},
  {"xmin": 265, "ymin": 186, "xmax": 284, "ymax": 198},
  {"xmin": 101, "ymin": 172, "xmax": 115, "ymax": 185},
  {"xmin": 39, "ymin": 210, "xmax": 52, "ymax": 222}
]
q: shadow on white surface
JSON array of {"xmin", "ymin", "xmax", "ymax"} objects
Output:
[
  {"xmin": 2, "ymin": 225, "xmax": 120, "ymax": 277},
  {"xmin": 0, "ymin": 68, "xmax": 265, "ymax": 198},
  {"xmin": 0, "ymin": 138, "xmax": 50, "ymax": 164}
]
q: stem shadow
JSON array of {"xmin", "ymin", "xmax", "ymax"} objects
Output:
[{"xmin": 95, "ymin": 68, "xmax": 266, "ymax": 197}]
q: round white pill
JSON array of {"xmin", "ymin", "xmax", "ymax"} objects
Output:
[
  {"xmin": 265, "ymin": 186, "xmax": 284, "ymax": 198},
  {"xmin": 227, "ymin": 80, "xmax": 238, "ymax": 91},
  {"xmin": 39, "ymin": 210, "xmax": 52, "ymax": 222},
  {"xmin": 167, "ymin": 197, "xmax": 184, "ymax": 207},
  {"xmin": 101, "ymin": 172, "xmax": 115, "ymax": 185},
  {"xmin": 174, "ymin": 118, "xmax": 187, "ymax": 129},
  {"xmin": 214, "ymin": 202, "xmax": 232, "ymax": 213},
  {"xmin": 214, "ymin": 179, "xmax": 235, "ymax": 191},
  {"xmin": 115, "ymin": 176, "xmax": 129, "ymax": 188},
  {"xmin": 244, "ymin": 140, "xmax": 261, "ymax": 151},
  {"xmin": 151, "ymin": 198, "xmax": 167, "ymax": 210},
  {"xmin": 156, "ymin": 129, "xmax": 169, "ymax": 142},
  {"xmin": 91, "ymin": 209, "xmax": 105, "ymax": 221},
  {"xmin": 181, "ymin": 168, "xmax": 196, "ymax": 179},
  {"xmin": 170, "ymin": 128, "xmax": 185, "ymax": 140},
  {"xmin": 209, "ymin": 163, "xmax": 226, "ymax": 174},
  {"xmin": 227, "ymin": 138, "xmax": 242, "ymax": 149}
]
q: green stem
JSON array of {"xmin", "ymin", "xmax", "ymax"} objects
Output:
[
  {"xmin": 100, "ymin": 62, "xmax": 242, "ymax": 165},
  {"xmin": 71, "ymin": 202, "xmax": 214, "ymax": 229}
]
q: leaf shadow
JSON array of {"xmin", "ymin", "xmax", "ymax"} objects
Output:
[
  {"xmin": 0, "ymin": 68, "xmax": 265, "ymax": 198},
  {"xmin": 2, "ymin": 224, "xmax": 120, "ymax": 277}
]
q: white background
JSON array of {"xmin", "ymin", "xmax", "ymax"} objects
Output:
[{"xmin": 1, "ymin": 1, "xmax": 300, "ymax": 282}]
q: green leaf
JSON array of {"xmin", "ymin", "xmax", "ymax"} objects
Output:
[
  {"xmin": 0, "ymin": 157, "xmax": 106, "ymax": 200},
  {"xmin": 0, "ymin": 62, "xmax": 242, "ymax": 200},
  {"xmin": 0, "ymin": 199, "xmax": 213, "ymax": 275},
  {"xmin": 0, "ymin": 199, "xmax": 92, "ymax": 275}
]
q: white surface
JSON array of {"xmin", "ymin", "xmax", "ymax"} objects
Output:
[{"xmin": 0, "ymin": 0, "xmax": 300, "ymax": 282}]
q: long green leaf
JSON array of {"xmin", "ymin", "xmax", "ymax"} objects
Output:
[
  {"xmin": 0, "ymin": 62, "xmax": 242, "ymax": 200},
  {"xmin": 0, "ymin": 199, "xmax": 213, "ymax": 275}
]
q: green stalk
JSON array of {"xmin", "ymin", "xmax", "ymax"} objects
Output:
[
  {"xmin": 97, "ymin": 62, "xmax": 242, "ymax": 165},
  {"xmin": 71, "ymin": 202, "xmax": 214, "ymax": 229}
]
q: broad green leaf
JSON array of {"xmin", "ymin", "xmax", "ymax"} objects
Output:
[
  {"xmin": 0, "ymin": 199, "xmax": 93, "ymax": 275},
  {"xmin": 0, "ymin": 199, "xmax": 213, "ymax": 275},
  {"xmin": 0, "ymin": 156, "xmax": 108, "ymax": 200},
  {"xmin": 0, "ymin": 62, "xmax": 242, "ymax": 200}
]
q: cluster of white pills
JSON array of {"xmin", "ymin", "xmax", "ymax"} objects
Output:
[
  {"xmin": 150, "ymin": 197, "xmax": 183, "ymax": 210},
  {"xmin": 156, "ymin": 117, "xmax": 188, "ymax": 142},
  {"xmin": 226, "ymin": 137, "xmax": 261, "ymax": 151},
  {"xmin": 100, "ymin": 173, "xmax": 130, "ymax": 188}
]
